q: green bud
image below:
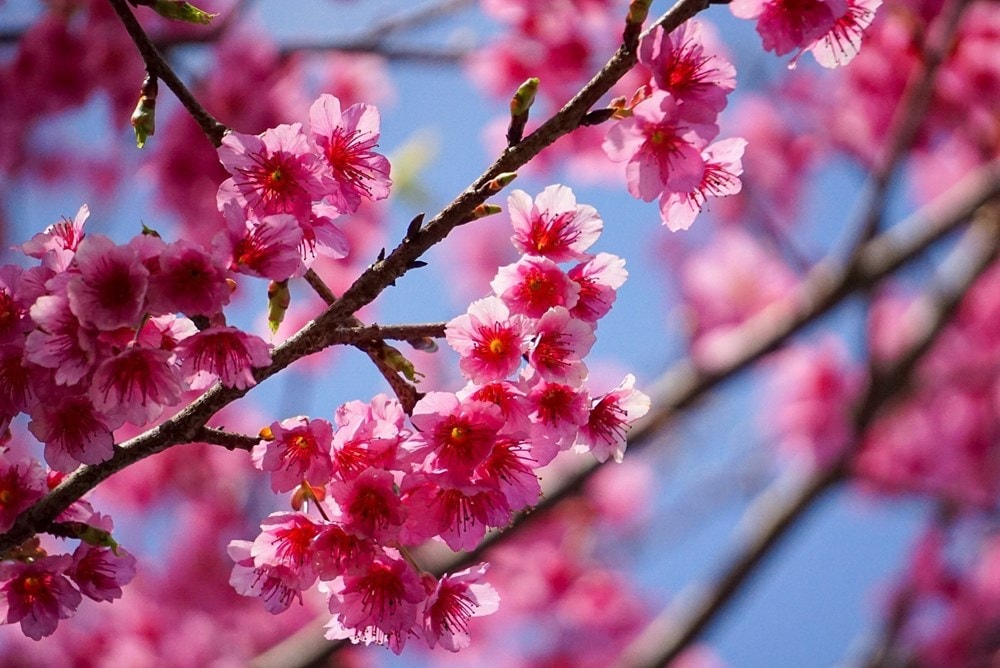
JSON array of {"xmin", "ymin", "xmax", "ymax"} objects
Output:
[
  {"xmin": 509, "ymin": 77, "xmax": 540, "ymax": 117},
  {"xmin": 380, "ymin": 345, "xmax": 424, "ymax": 383},
  {"xmin": 484, "ymin": 172, "xmax": 518, "ymax": 194},
  {"xmin": 148, "ymin": 0, "xmax": 217, "ymax": 24},
  {"xmin": 267, "ymin": 280, "xmax": 291, "ymax": 335},
  {"xmin": 626, "ymin": 0, "xmax": 653, "ymax": 24},
  {"xmin": 130, "ymin": 75, "xmax": 158, "ymax": 149}
]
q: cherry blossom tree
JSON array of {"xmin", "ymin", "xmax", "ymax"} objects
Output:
[{"xmin": 0, "ymin": 0, "xmax": 999, "ymax": 665}]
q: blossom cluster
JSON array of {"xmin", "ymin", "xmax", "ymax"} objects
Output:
[
  {"xmin": 230, "ymin": 184, "xmax": 651, "ymax": 653},
  {"xmin": 603, "ymin": 21, "xmax": 747, "ymax": 231},
  {"xmin": 216, "ymin": 93, "xmax": 391, "ymax": 281}
]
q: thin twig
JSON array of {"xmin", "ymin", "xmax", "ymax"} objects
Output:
[
  {"xmin": 107, "ymin": 0, "xmax": 228, "ymax": 146},
  {"xmin": 195, "ymin": 426, "xmax": 259, "ymax": 451}
]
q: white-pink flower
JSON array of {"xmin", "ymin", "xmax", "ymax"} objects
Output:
[
  {"xmin": 659, "ymin": 137, "xmax": 747, "ymax": 231},
  {"xmin": 575, "ymin": 374, "xmax": 651, "ymax": 463},
  {"xmin": 508, "ymin": 185, "xmax": 603, "ymax": 263},
  {"xmin": 423, "ymin": 564, "xmax": 500, "ymax": 652},
  {"xmin": 446, "ymin": 296, "xmax": 530, "ymax": 383},
  {"xmin": 526, "ymin": 306, "xmax": 595, "ymax": 386}
]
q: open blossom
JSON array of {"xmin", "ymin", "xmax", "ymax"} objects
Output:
[
  {"xmin": 146, "ymin": 239, "xmax": 232, "ymax": 317},
  {"xmin": 405, "ymin": 393, "xmax": 504, "ymax": 481},
  {"xmin": 805, "ymin": 0, "xmax": 882, "ymax": 68},
  {"xmin": 217, "ymin": 199, "xmax": 305, "ymax": 281},
  {"xmin": 423, "ymin": 564, "xmax": 501, "ymax": 652},
  {"xmin": 639, "ymin": 21, "xmax": 736, "ymax": 121},
  {"xmin": 446, "ymin": 296, "xmax": 530, "ymax": 383},
  {"xmin": 250, "ymin": 512, "xmax": 321, "ymax": 590},
  {"xmin": 527, "ymin": 307, "xmax": 596, "ymax": 386},
  {"xmin": 526, "ymin": 380, "xmax": 591, "ymax": 448},
  {"xmin": 176, "ymin": 326, "xmax": 271, "ymax": 391},
  {"xmin": 491, "ymin": 255, "xmax": 580, "ymax": 319},
  {"xmin": 228, "ymin": 539, "xmax": 303, "ymax": 614},
  {"xmin": 66, "ymin": 235, "xmax": 149, "ymax": 331},
  {"xmin": 69, "ymin": 543, "xmax": 137, "ymax": 602},
  {"xmin": 575, "ymin": 374, "xmax": 652, "ymax": 463},
  {"xmin": 253, "ymin": 416, "xmax": 334, "ymax": 493},
  {"xmin": 603, "ymin": 90, "xmax": 716, "ymax": 205},
  {"xmin": 329, "ymin": 468, "xmax": 405, "ymax": 542},
  {"xmin": 28, "ymin": 393, "xmax": 119, "ymax": 472},
  {"xmin": 20, "ymin": 204, "xmax": 88, "ymax": 272},
  {"xmin": 568, "ymin": 252, "xmax": 628, "ymax": 324},
  {"xmin": 330, "ymin": 395, "xmax": 409, "ymax": 478},
  {"xmin": 0, "ymin": 554, "xmax": 82, "ymax": 640},
  {"xmin": 217, "ymin": 123, "xmax": 323, "ymax": 219},
  {"xmin": 25, "ymin": 293, "xmax": 97, "ymax": 386},
  {"xmin": 400, "ymin": 475, "xmax": 511, "ymax": 551},
  {"xmin": 309, "ymin": 94, "xmax": 391, "ymax": 214},
  {"xmin": 731, "ymin": 0, "xmax": 847, "ymax": 58},
  {"xmin": 89, "ymin": 346, "xmax": 183, "ymax": 426},
  {"xmin": 508, "ymin": 185, "xmax": 603, "ymax": 263},
  {"xmin": 325, "ymin": 550, "xmax": 425, "ymax": 654},
  {"xmin": 0, "ymin": 456, "xmax": 46, "ymax": 532},
  {"xmin": 659, "ymin": 137, "xmax": 747, "ymax": 231}
]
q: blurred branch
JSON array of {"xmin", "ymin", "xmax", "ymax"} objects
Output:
[
  {"xmin": 277, "ymin": 41, "xmax": 469, "ymax": 63},
  {"xmin": 845, "ymin": 0, "xmax": 971, "ymax": 254},
  {"xmin": 108, "ymin": 0, "xmax": 228, "ymax": 146},
  {"xmin": 615, "ymin": 198, "xmax": 1000, "ymax": 668},
  {"xmin": 250, "ymin": 160, "xmax": 1000, "ymax": 668}
]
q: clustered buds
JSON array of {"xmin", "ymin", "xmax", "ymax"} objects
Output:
[{"xmin": 229, "ymin": 184, "xmax": 650, "ymax": 652}]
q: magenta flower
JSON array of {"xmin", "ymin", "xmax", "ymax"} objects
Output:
[
  {"xmin": 66, "ymin": 234, "xmax": 149, "ymax": 331},
  {"xmin": 331, "ymin": 396, "xmax": 409, "ymax": 479},
  {"xmin": 0, "ymin": 456, "xmax": 46, "ymax": 532},
  {"xmin": 0, "ymin": 554, "xmax": 82, "ymax": 640},
  {"xmin": 301, "ymin": 202, "xmax": 350, "ymax": 263},
  {"xmin": 446, "ymin": 296, "xmax": 530, "ymax": 384},
  {"xmin": 405, "ymin": 392, "xmax": 504, "ymax": 481},
  {"xmin": 473, "ymin": 437, "xmax": 542, "ymax": 510},
  {"xmin": 309, "ymin": 94, "xmax": 392, "ymax": 214},
  {"xmin": 526, "ymin": 307, "xmax": 596, "ymax": 386},
  {"xmin": 423, "ymin": 564, "xmax": 500, "ymax": 652},
  {"xmin": 575, "ymin": 374, "xmax": 651, "ymax": 463},
  {"xmin": 218, "ymin": 199, "xmax": 305, "ymax": 281},
  {"xmin": 250, "ymin": 512, "xmax": 321, "ymax": 590},
  {"xmin": 0, "ymin": 265, "xmax": 31, "ymax": 345},
  {"xmin": 491, "ymin": 255, "xmax": 580, "ymax": 319},
  {"xmin": 20, "ymin": 204, "xmax": 88, "ymax": 272},
  {"xmin": 526, "ymin": 380, "xmax": 591, "ymax": 449},
  {"xmin": 401, "ymin": 476, "xmax": 511, "ymax": 552},
  {"xmin": 639, "ymin": 21, "xmax": 737, "ymax": 121},
  {"xmin": 252, "ymin": 416, "xmax": 334, "ymax": 493},
  {"xmin": 217, "ymin": 123, "xmax": 323, "ymax": 219},
  {"xmin": 69, "ymin": 543, "xmax": 137, "ymax": 602},
  {"xmin": 731, "ymin": 0, "xmax": 846, "ymax": 57},
  {"xmin": 329, "ymin": 468, "xmax": 405, "ymax": 542},
  {"xmin": 604, "ymin": 90, "xmax": 715, "ymax": 202},
  {"xmin": 146, "ymin": 239, "xmax": 232, "ymax": 317},
  {"xmin": 508, "ymin": 185, "xmax": 603, "ymax": 263},
  {"xmin": 227, "ymin": 539, "xmax": 303, "ymax": 614},
  {"xmin": 568, "ymin": 252, "xmax": 629, "ymax": 324},
  {"xmin": 659, "ymin": 137, "xmax": 747, "ymax": 231},
  {"xmin": 28, "ymin": 393, "xmax": 119, "ymax": 472},
  {"xmin": 25, "ymin": 294, "xmax": 97, "ymax": 386},
  {"xmin": 176, "ymin": 326, "xmax": 271, "ymax": 391},
  {"xmin": 805, "ymin": 0, "xmax": 882, "ymax": 68},
  {"xmin": 325, "ymin": 550, "xmax": 425, "ymax": 654},
  {"xmin": 460, "ymin": 380, "xmax": 533, "ymax": 438},
  {"xmin": 89, "ymin": 346, "xmax": 183, "ymax": 426}
]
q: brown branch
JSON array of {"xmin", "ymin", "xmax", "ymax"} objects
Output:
[
  {"xmin": 107, "ymin": 0, "xmax": 228, "ymax": 146},
  {"xmin": 615, "ymin": 201, "xmax": 1000, "ymax": 668},
  {"xmin": 195, "ymin": 426, "xmax": 259, "ymax": 451}
]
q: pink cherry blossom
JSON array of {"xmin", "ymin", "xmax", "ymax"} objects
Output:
[
  {"xmin": 603, "ymin": 90, "xmax": 716, "ymax": 204},
  {"xmin": 145, "ymin": 239, "xmax": 232, "ymax": 317},
  {"xmin": 0, "ymin": 555, "xmax": 82, "ymax": 640},
  {"xmin": 575, "ymin": 374, "xmax": 652, "ymax": 463},
  {"xmin": 217, "ymin": 200, "xmax": 305, "ymax": 281},
  {"xmin": 217, "ymin": 123, "xmax": 323, "ymax": 219},
  {"xmin": 731, "ymin": 0, "xmax": 846, "ymax": 57},
  {"xmin": 69, "ymin": 543, "xmax": 137, "ymax": 602},
  {"xmin": 28, "ymin": 393, "xmax": 120, "ymax": 472},
  {"xmin": 526, "ymin": 380, "xmax": 591, "ymax": 449},
  {"xmin": 400, "ymin": 475, "xmax": 511, "ymax": 552},
  {"xmin": 639, "ymin": 21, "xmax": 736, "ymax": 121},
  {"xmin": 25, "ymin": 294, "xmax": 97, "ymax": 386},
  {"xmin": 491, "ymin": 255, "xmax": 580, "ymax": 319},
  {"xmin": 445, "ymin": 296, "xmax": 530, "ymax": 384},
  {"xmin": 309, "ymin": 94, "xmax": 391, "ymax": 214},
  {"xmin": 250, "ymin": 512, "xmax": 321, "ymax": 590},
  {"xmin": 330, "ymin": 395, "xmax": 409, "ymax": 478},
  {"xmin": 423, "ymin": 564, "xmax": 500, "ymax": 652},
  {"xmin": 406, "ymin": 393, "xmax": 505, "ymax": 481},
  {"xmin": 527, "ymin": 307, "xmax": 596, "ymax": 386},
  {"xmin": 175, "ymin": 326, "xmax": 272, "ymax": 391},
  {"xmin": 473, "ymin": 437, "xmax": 542, "ymax": 510},
  {"xmin": 89, "ymin": 346, "xmax": 183, "ymax": 426},
  {"xmin": 252, "ymin": 416, "xmax": 334, "ymax": 493},
  {"xmin": 324, "ymin": 550, "xmax": 425, "ymax": 654},
  {"xmin": 659, "ymin": 137, "xmax": 747, "ymax": 231},
  {"xmin": 227, "ymin": 539, "xmax": 303, "ymax": 614},
  {"xmin": 20, "ymin": 204, "xmax": 88, "ymax": 273},
  {"xmin": 805, "ymin": 0, "xmax": 882, "ymax": 68},
  {"xmin": 66, "ymin": 235, "xmax": 149, "ymax": 331},
  {"xmin": 329, "ymin": 468, "xmax": 405, "ymax": 542},
  {"xmin": 0, "ymin": 455, "xmax": 46, "ymax": 532},
  {"xmin": 508, "ymin": 185, "xmax": 603, "ymax": 263},
  {"xmin": 568, "ymin": 252, "xmax": 628, "ymax": 324}
]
